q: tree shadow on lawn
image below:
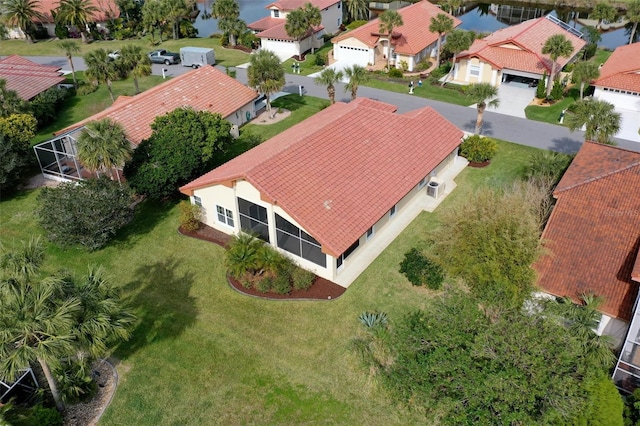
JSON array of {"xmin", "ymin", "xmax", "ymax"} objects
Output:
[
  {"xmin": 272, "ymin": 94, "xmax": 309, "ymax": 111},
  {"xmin": 115, "ymin": 256, "xmax": 198, "ymax": 359},
  {"xmin": 111, "ymin": 199, "xmax": 176, "ymax": 250}
]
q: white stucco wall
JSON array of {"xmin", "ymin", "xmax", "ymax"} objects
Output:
[{"xmin": 224, "ymin": 101, "xmax": 257, "ymax": 127}]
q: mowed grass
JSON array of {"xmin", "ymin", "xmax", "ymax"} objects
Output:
[
  {"xmin": 0, "ymin": 137, "xmax": 542, "ymax": 424},
  {"xmin": 365, "ymin": 78, "xmax": 472, "ymax": 106}
]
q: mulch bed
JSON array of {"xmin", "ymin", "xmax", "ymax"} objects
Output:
[
  {"xmin": 179, "ymin": 224, "xmax": 346, "ymax": 301},
  {"xmin": 468, "ymin": 160, "xmax": 491, "ymax": 168}
]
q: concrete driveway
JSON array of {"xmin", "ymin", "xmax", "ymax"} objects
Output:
[{"xmin": 485, "ymin": 83, "xmax": 536, "ymax": 119}]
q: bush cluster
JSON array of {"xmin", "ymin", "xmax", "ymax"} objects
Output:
[
  {"xmin": 31, "ymin": 87, "xmax": 70, "ymax": 128},
  {"xmin": 388, "ymin": 68, "xmax": 403, "ymax": 78},
  {"xmin": 179, "ymin": 201, "xmax": 202, "ymax": 232},
  {"xmin": 399, "ymin": 248, "xmax": 444, "ymax": 290},
  {"xmin": 459, "ymin": 134, "xmax": 498, "ymax": 163}
]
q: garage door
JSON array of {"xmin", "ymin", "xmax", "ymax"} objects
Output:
[
  {"xmin": 335, "ymin": 45, "xmax": 369, "ymax": 66},
  {"xmin": 600, "ymin": 91, "xmax": 640, "ymax": 111}
]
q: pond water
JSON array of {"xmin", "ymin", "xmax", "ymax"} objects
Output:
[{"xmin": 193, "ymin": 0, "xmax": 635, "ymax": 50}]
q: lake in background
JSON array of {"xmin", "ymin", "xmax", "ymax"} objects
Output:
[{"xmin": 193, "ymin": 1, "xmax": 634, "ymax": 50}]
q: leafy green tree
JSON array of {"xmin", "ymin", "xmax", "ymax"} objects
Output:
[
  {"xmin": 565, "ymin": 98, "xmax": 621, "ymax": 144},
  {"xmin": 119, "ymin": 44, "xmax": 152, "ymax": 94},
  {"xmin": 247, "ymin": 49, "xmax": 285, "ymax": 114},
  {"xmin": 0, "ymin": 0, "xmax": 45, "ymax": 42},
  {"xmin": 441, "ymin": 29, "xmax": 473, "ymax": 86},
  {"xmin": 124, "ymin": 108, "xmax": 233, "ymax": 199},
  {"xmin": 0, "ymin": 114, "xmax": 36, "ymax": 191},
  {"xmin": 30, "ymin": 87, "xmax": 69, "ymax": 127},
  {"xmin": 212, "ymin": 0, "xmax": 245, "ymax": 47},
  {"xmin": 572, "ymin": 60, "xmax": 600, "ymax": 99},
  {"xmin": 76, "ymin": 118, "xmax": 132, "ymax": 183},
  {"xmin": 627, "ymin": 0, "xmax": 640, "ymax": 44},
  {"xmin": 344, "ymin": 64, "xmax": 368, "ymax": 100},
  {"xmin": 429, "ymin": 13, "xmax": 454, "ymax": 66},
  {"xmin": 37, "ymin": 177, "xmax": 135, "ymax": 250},
  {"xmin": 0, "ymin": 113, "xmax": 37, "ymax": 147},
  {"xmin": 591, "ymin": 2, "xmax": 617, "ymax": 29},
  {"xmin": 58, "ymin": 40, "xmax": 80, "ymax": 89},
  {"xmin": 55, "ymin": 0, "xmax": 98, "ymax": 43},
  {"xmin": 542, "ymin": 34, "xmax": 574, "ymax": 98},
  {"xmin": 378, "ymin": 10, "xmax": 403, "ymax": 69},
  {"xmin": 0, "ymin": 79, "xmax": 29, "ymax": 117},
  {"xmin": 84, "ymin": 48, "xmax": 119, "ymax": 102},
  {"xmin": 577, "ymin": 372, "xmax": 624, "ymax": 426},
  {"xmin": 344, "ymin": 0, "xmax": 368, "ymax": 21},
  {"xmin": 314, "ymin": 67, "xmax": 343, "ymax": 104},
  {"xmin": 465, "ymin": 82, "xmax": 499, "ymax": 134}
]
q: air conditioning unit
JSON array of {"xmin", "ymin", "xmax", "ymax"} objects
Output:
[{"xmin": 426, "ymin": 178, "xmax": 445, "ymax": 199}]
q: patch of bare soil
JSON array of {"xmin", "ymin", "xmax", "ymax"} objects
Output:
[
  {"xmin": 64, "ymin": 359, "xmax": 118, "ymax": 426},
  {"xmin": 252, "ymin": 108, "xmax": 291, "ymax": 125}
]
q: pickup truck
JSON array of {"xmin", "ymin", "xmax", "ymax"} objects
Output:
[{"xmin": 148, "ymin": 49, "xmax": 180, "ymax": 65}]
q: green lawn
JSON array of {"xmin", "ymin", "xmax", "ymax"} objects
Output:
[
  {"xmin": 0, "ymin": 137, "xmax": 542, "ymax": 425},
  {"xmin": 364, "ymin": 78, "xmax": 472, "ymax": 106}
]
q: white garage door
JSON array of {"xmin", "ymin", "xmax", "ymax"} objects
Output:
[
  {"xmin": 335, "ymin": 45, "xmax": 370, "ymax": 66},
  {"xmin": 599, "ymin": 91, "xmax": 640, "ymax": 112}
]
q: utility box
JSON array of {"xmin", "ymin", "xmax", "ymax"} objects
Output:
[{"xmin": 180, "ymin": 47, "xmax": 216, "ymax": 68}]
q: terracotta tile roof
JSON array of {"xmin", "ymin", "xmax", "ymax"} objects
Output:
[
  {"xmin": 247, "ymin": 16, "xmax": 282, "ymax": 31},
  {"xmin": 255, "ymin": 22, "xmax": 323, "ymax": 40},
  {"xmin": 458, "ymin": 16, "xmax": 586, "ymax": 75},
  {"xmin": 633, "ymin": 251, "xmax": 640, "ymax": 283},
  {"xmin": 34, "ymin": 0, "xmax": 119, "ymax": 23},
  {"xmin": 0, "ymin": 55, "xmax": 65, "ymax": 100},
  {"xmin": 593, "ymin": 42, "xmax": 640, "ymax": 93},
  {"xmin": 266, "ymin": 0, "xmax": 339, "ymax": 11},
  {"xmin": 181, "ymin": 98, "xmax": 463, "ymax": 257},
  {"xmin": 534, "ymin": 142, "xmax": 640, "ymax": 321},
  {"xmin": 55, "ymin": 66, "xmax": 258, "ymax": 145},
  {"xmin": 332, "ymin": 0, "xmax": 460, "ymax": 55}
]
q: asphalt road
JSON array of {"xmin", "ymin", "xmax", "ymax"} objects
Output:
[{"xmin": 26, "ymin": 55, "xmax": 640, "ymax": 153}]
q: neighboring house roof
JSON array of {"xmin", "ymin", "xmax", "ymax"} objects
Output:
[
  {"xmin": 34, "ymin": 0, "xmax": 119, "ymax": 23},
  {"xmin": 247, "ymin": 16, "xmax": 283, "ymax": 32},
  {"xmin": 255, "ymin": 23, "xmax": 324, "ymax": 40},
  {"xmin": 592, "ymin": 42, "xmax": 640, "ymax": 93},
  {"xmin": 534, "ymin": 142, "xmax": 640, "ymax": 321},
  {"xmin": 457, "ymin": 16, "xmax": 586, "ymax": 75},
  {"xmin": 0, "ymin": 55, "xmax": 65, "ymax": 100},
  {"xmin": 248, "ymin": 0, "xmax": 335, "ymax": 38},
  {"xmin": 331, "ymin": 1, "xmax": 461, "ymax": 56},
  {"xmin": 55, "ymin": 66, "xmax": 258, "ymax": 145},
  {"xmin": 266, "ymin": 0, "xmax": 340, "ymax": 11},
  {"xmin": 180, "ymin": 98, "xmax": 463, "ymax": 257}
]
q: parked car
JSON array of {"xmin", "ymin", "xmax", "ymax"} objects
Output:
[
  {"xmin": 107, "ymin": 50, "xmax": 120, "ymax": 61},
  {"xmin": 148, "ymin": 49, "xmax": 180, "ymax": 65}
]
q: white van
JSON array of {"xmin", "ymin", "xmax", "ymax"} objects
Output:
[{"xmin": 179, "ymin": 47, "xmax": 216, "ymax": 68}]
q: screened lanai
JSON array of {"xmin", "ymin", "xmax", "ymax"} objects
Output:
[{"xmin": 33, "ymin": 127, "xmax": 86, "ymax": 182}]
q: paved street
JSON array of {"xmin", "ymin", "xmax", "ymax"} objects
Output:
[{"xmin": 26, "ymin": 55, "xmax": 640, "ymax": 153}]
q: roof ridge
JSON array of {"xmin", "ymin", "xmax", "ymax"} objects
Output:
[{"xmin": 556, "ymin": 161, "xmax": 640, "ymax": 193}]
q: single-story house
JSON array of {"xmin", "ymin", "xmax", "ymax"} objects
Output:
[
  {"xmin": 0, "ymin": 55, "xmax": 65, "ymax": 100},
  {"xmin": 532, "ymin": 142, "xmax": 640, "ymax": 392},
  {"xmin": 331, "ymin": 0, "xmax": 460, "ymax": 72},
  {"xmin": 248, "ymin": 0, "xmax": 342, "ymax": 61},
  {"xmin": 6, "ymin": 0, "xmax": 119, "ymax": 39},
  {"xmin": 180, "ymin": 98, "xmax": 466, "ymax": 287},
  {"xmin": 34, "ymin": 66, "xmax": 259, "ymax": 181},
  {"xmin": 452, "ymin": 15, "xmax": 586, "ymax": 87}
]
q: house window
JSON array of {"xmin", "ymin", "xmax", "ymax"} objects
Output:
[
  {"xmin": 336, "ymin": 240, "xmax": 359, "ymax": 269},
  {"xmin": 237, "ymin": 197, "xmax": 270, "ymax": 242},
  {"xmin": 193, "ymin": 195, "xmax": 202, "ymax": 207},
  {"xmin": 366, "ymin": 226, "xmax": 374, "ymax": 240},
  {"xmin": 337, "ymin": 1, "xmax": 340, "ymax": 7},
  {"xmin": 337, "ymin": 17, "xmax": 341, "ymax": 27},
  {"xmin": 275, "ymin": 214, "xmax": 326, "ymax": 267},
  {"xmin": 389, "ymin": 205, "xmax": 397, "ymax": 218},
  {"xmin": 216, "ymin": 205, "xmax": 234, "ymax": 227},
  {"xmin": 470, "ymin": 64, "xmax": 480, "ymax": 77},
  {"xmin": 273, "ymin": 10, "xmax": 279, "ymax": 17}
]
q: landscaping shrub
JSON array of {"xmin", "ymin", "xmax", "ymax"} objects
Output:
[
  {"xmin": 430, "ymin": 62, "xmax": 451, "ymax": 80},
  {"xmin": 415, "ymin": 60, "xmax": 432, "ymax": 72},
  {"xmin": 388, "ymin": 68, "xmax": 403, "ymax": 78},
  {"xmin": 239, "ymin": 31, "xmax": 258, "ymax": 49},
  {"xmin": 459, "ymin": 134, "xmax": 498, "ymax": 163},
  {"xmin": 271, "ymin": 272, "xmax": 292, "ymax": 294},
  {"xmin": 524, "ymin": 151, "xmax": 572, "ymax": 183},
  {"xmin": 30, "ymin": 87, "xmax": 69, "ymax": 128},
  {"xmin": 292, "ymin": 266, "xmax": 315, "ymax": 290},
  {"xmin": 77, "ymin": 81, "xmax": 98, "ymax": 96},
  {"xmin": 179, "ymin": 200, "xmax": 202, "ymax": 232},
  {"xmin": 256, "ymin": 276, "xmax": 273, "ymax": 293},
  {"xmin": 536, "ymin": 73, "xmax": 547, "ymax": 99},
  {"xmin": 550, "ymin": 79, "xmax": 564, "ymax": 101},
  {"xmin": 54, "ymin": 359, "xmax": 96, "ymax": 404},
  {"xmin": 346, "ymin": 20, "xmax": 367, "ymax": 30},
  {"xmin": 31, "ymin": 405, "xmax": 64, "ymax": 426},
  {"xmin": 314, "ymin": 53, "xmax": 327, "ymax": 66},
  {"xmin": 399, "ymin": 248, "xmax": 444, "ymax": 290}
]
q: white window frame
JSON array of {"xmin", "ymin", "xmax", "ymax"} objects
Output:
[
  {"xmin": 273, "ymin": 10, "xmax": 279, "ymax": 18},
  {"xmin": 193, "ymin": 195, "xmax": 202, "ymax": 207},
  {"xmin": 469, "ymin": 64, "xmax": 481, "ymax": 78},
  {"xmin": 216, "ymin": 205, "xmax": 234, "ymax": 227},
  {"xmin": 389, "ymin": 204, "xmax": 397, "ymax": 218},
  {"xmin": 366, "ymin": 226, "xmax": 375, "ymax": 240}
]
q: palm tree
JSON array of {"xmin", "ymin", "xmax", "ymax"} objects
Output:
[
  {"xmin": 225, "ymin": 233, "xmax": 263, "ymax": 279},
  {"xmin": 541, "ymin": 34, "xmax": 574, "ymax": 98},
  {"xmin": 285, "ymin": 3, "xmax": 322, "ymax": 55},
  {"xmin": 565, "ymin": 98, "xmax": 621, "ymax": 144},
  {"xmin": 590, "ymin": 2, "xmax": 616, "ymax": 29},
  {"xmin": 571, "ymin": 60, "xmax": 600, "ymax": 99},
  {"xmin": 0, "ymin": 238, "xmax": 81, "ymax": 412},
  {"xmin": 344, "ymin": 64, "xmax": 368, "ymax": 100},
  {"xmin": 141, "ymin": 0, "xmax": 165, "ymax": 43},
  {"xmin": 314, "ymin": 68, "xmax": 344, "ymax": 104},
  {"xmin": 1, "ymin": 0, "xmax": 45, "ymax": 42},
  {"xmin": 76, "ymin": 118, "xmax": 132, "ymax": 182},
  {"xmin": 344, "ymin": 0, "xmax": 368, "ymax": 21},
  {"xmin": 627, "ymin": 0, "xmax": 640, "ymax": 44},
  {"xmin": 302, "ymin": 2, "xmax": 321, "ymax": 54},
  {"xmin": 442, "ymin": 0, "xmax": 463, "ymax": 15},
  {"xmin": 429, "ymin": 13, "xmax": 454, "ymax": 66},
  {"xmin": 221, "ymin": 18, "xmax": 247, "ymax": 47},
  {"xmin": 441, "ymin": 29, "xmax": 473, "ymax": 86},
  {"xmin": 58, "ymin": 40, "xmax": 80, "ymax": 89},
  {"xmin": 247, "ymin": 49, "xmax": 285, "ymax": 114},
  {"xmin": 212, "ymin": 0, "xmax": 243, "ymax": 46},
  {"xmin": 119, "ymin": 44, "xmax": 152, "ymax": 94},
  {"xmin": 378, "ymin": 10, "xmax": 403, "ymax": 70},
  {"xmin": 161, "ymin": 0, "xmax": 190, "ymax": 40},
  {"xmin": 465, "ymin": 83, "xmax": 499, "ymax": 134},
  {"xmin": 84, "ymin": 48, "xmax": 119, "ymax": 102},
  {"xmin": 55, "ymin": 0, "xmax": 98, "ymax": 43}
]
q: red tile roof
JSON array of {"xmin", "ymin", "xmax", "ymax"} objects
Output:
[
  {"xmin": 534, "ymin": 142, "xmax": 640, "ymax": 321},
  {"xmin": 593, "ymin": 42, "xmax": 640, "ymax": 93},
  {"xmin": 55, "ymin": 66, "xmax": 258, "ymax": 145},
  {"xmin": 0, "ymin": 55, "xmax": 65, "ymax": 100},
  {"xmin": 255, "ymin": 23, "xmax": 323, "ymax": 40},
  {"xmin": 266, "ymin": 0, "xmax": 339, "ymax": 11},
  {"xmin": 458, "ymin": 16, "xmax": 586, "ymax": 75},
  {"xmin": 247, "ymin": 16, "xmax": 282, "ymax": 32},
  {"xmin": 332, "ymin": 1, "xmax": 461, "ymax": 56},
  {"xmin": 180, "ymin": 98, "xmax": 463, "ymax": 257},
  {"xmin": 34, "ymin": 0, "xmax": 119, "ymax": 23}
]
